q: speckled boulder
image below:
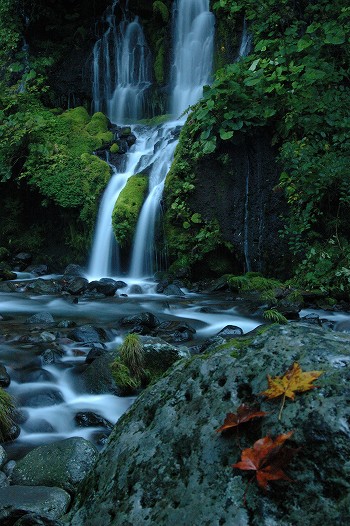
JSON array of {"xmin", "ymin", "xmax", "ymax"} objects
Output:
[{"xmin": 68, "ymin": 323, "xmax": 350, "ymax": 526}]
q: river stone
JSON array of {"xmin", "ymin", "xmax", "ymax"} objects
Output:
[
  {"xmin": 162, "ymin": 284, "xmax": 185, "ymax": 296},
  {"xmin": 68, "ymin": 325, "xmax": 107, "ymax": 344},
  {"xmin": 67, "ymin": 323, "xmax": 350, "ymax": 526},
  {"xmin": 17, "ymin": 388, "xmax": 64, "ymax": 408},
  {"xmin": 63, "ymin": 265, "xmax": 85, "ymax": 278},
  {"xmin": 11, "ymin": 437, "xmax": 98, "ymax": 495},
  {"xmin": 154, "ymin": 320, "xmax": 196, "ymax": 343},
  {"xmin": 141, "ymin": 336, "xmax": 190, "ymax": 371},
  {"xmin": 0, "ymin": 364, "xmax": 10, "ymax": 387},
  {"xmin": 0, "ymin": 446, "xmax": 7, "ymax": 468},
  {"xmin": 87, "ymin": 279, "xmax": 119, "ymax": 296},
  {"xmin": 0, "ymin": 486, "xmax": 70, "ymax": 522},
  {"xmin": 26, "ymin": 312, "xmax": 55, "ymax": 325},
  {"xmin": 74, "ymin": 412, "xmax": 113, "ymax": 429},
  {"xmin": 74, "ymin": 354, "xmax": 115, "ymax": 395},
  {"xmin": 216, "ymin": 324, "xmax": 243, "ymax": 338},
  {"xmin": 24, "ymin": 264, "xmax": 49, "ymax": 276},
  {"xmin": 119, "ymin": 312, "xmax": 160, "ymax": 333},
  {"xmin": 0, "ymin": 471, "xmax": 8, "ymax": 488},
  {"xmin": 25, "ymin": 280, "xmax": 62, "ymax": 295},
  {"xmin": 61, "ymin": 277, "xmax": 88, "ymax": 295},
  {"xmin": 13, "ymin": 513, "xmax": 65, "ymax": 526}
]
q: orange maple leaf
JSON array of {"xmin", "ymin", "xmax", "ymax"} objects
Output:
[
  {"xmin": 216, "ymin": 404, "xmax": 268, "ymax": 433},
  {"xmin": 260, "ymin": 362, "xmax": 323, "ymax": 419},
  {"xmin": 232, "ymin": 431, "xmax": 295, "ymax": 490}
]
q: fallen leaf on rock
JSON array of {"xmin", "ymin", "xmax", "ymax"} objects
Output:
[
  {"xmin": 216, "ymin": 404, "xmax": 268, "ymax": 433},
  {"xmin": 232, "ymin": 431, "xmax": 296, "ymax": 490},
  {"xmin": 260, "ymin": 362, "xmax": 323, "ymax": 419}
]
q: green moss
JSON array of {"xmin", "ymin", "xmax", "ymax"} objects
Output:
[
  {"xmin": 110, "ymin": 143, "xmax": 120, "ymax": 154},
  {"xmin": 137, "ymin": 114, "xmax": 172, "ymax": 126},
  {"xmin": 112, "ymin": 174, "xmax": 148, "ymax": 247},
  {"xmin": 60, "ymin": 106, "xmax": 90, "ymax": 127},
  {"xmin": 228, "ymin": 274, "xmax": 283, "ymax": 293},
  {"xmin": 154, "ymin": 38, "xmax": 165, "ymax": 84},
  {"xmin": 85, "ymin": 111, "xmax": 109, "ymax": 135},
  {"xmin": 153, "ymin": 1, "xmax": 169, "ymax": 23}
]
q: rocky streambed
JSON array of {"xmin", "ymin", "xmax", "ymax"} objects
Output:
[{"xmin": 0, "ymin": 268, "xmax": 350, "ymax": 525}]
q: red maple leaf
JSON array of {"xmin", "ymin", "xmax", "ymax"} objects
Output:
[
  {"xmin": 232, "ymin": 431, "xmax": 296, "ymax": 490},
  {"xmin": 216, "ymin": 404, "xmax": 268, "ymax": 433}
]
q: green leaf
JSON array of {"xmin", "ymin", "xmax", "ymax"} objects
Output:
[
  {"xmin": 202, "ymin": 138, "xmax": 217, "ymax": 154},
  {"xmin": 249, "ymin": 59, "xmax": 260, "ymax": 72},
  {"xmin": 219, "ymin": 129, "xmax": 233, "ymax": 140}
]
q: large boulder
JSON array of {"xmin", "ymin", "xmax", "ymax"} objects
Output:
[
  {"xmin": 0, "ymin": 486, "xmax": 70, "ymax": 523},
  {"xmin": 11, "ymin": 438, "xmax": 98, "ymax": 495},
  {"xmin": 67, "ymin": 324, "xmax": 350, "ymax": 525}
]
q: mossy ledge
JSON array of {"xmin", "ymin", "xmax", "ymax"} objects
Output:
[{"xmin": 112, "ymin": 174, "xmax": 149, "ymax": 247}]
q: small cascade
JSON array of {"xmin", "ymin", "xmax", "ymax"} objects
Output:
[
  {"xmin": 243, "ymin": 158, "xmax": 251, "ymax": 272},
  {"xmin": 87, "ymin": 136, "xmax": 150, "ymax": 279},
  {"xmin": 171, "ymin": 0, "xmax": 215, "ymax": 118},
  {"xmin": 92, "ymin": 0, "xmax": 152, "ymax": 122},
  {"xmin": 130, "ymin": 124, "xmax": 179, "ymax": 277},
  {"xmin": 237, "ymin": 18, "xmax": 252, "ymax": 59}
]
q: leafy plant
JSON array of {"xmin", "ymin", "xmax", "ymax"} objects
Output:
[{"xmin": 263, "ymin": 309, "xmax": 288, "ymax": 325}]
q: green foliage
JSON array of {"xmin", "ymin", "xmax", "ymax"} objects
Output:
[
  {"xmin": 263, "ymin": 309, "xmax": 288, "ymax": 325},
  {"xmin": 153, "ymin": 1, "xmax": 169, "ymax": 23},
  {"xmin": 228, "ymin": 274, "xmax": 283, "ymax": 293},
  {"xmin": 112, "ymin": 174, "xmax": 148, "ymax": 247},
  {"xmin": 154, "ymin": 38, "xmax": 166, "ymax": 84},
  {"xmin": 0, "ymin": 387, "xmax": 15, "ymax": 441},
  {"xmin": 110, "ymin": 143, "xmax": 119, "ymax": 154},
  {"xmin": 0, "ymin": 100, "xmax": 111, "ymax": 228},
  {"xmin": 110, "ymin": 358, "xmax": 141, "ymax": 394},
  {"xmin": 171, "ymin": 0, "xmax": 350, "ymax": 291},
  {"xmin": 119, "ymin": 333, "xmax": 145, "ymax": 377}
]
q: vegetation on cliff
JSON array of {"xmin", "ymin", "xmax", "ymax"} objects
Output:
[{"xmin": 165, "ymin": 0, "xmax": 350, "ymax": 295}]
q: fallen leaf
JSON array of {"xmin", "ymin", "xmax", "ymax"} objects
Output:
[
  {"xmin": 260, "ymin": 362, "xmax": 323, "ymax": 401},
  {"xmin": 216, "ymin": 404, "xmax": 268, "ymax": 433},
  {"xmin": 233, "ymin": 431, "xmax": 295, "ymax": 490}
]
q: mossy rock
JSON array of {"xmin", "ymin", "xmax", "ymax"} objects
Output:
[
  {"xmin": 112, "ymin": 174, "xmax": 148, "ymax": 247},
  {"xmin": 110, "ymin": 143, "xmax": 120, "ymax": 154},
  {"xmin": 86, "ymin": 112, "xmax": 110, "ymax": 135}
]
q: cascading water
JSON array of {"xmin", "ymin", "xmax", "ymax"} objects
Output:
[
  {"xmin": 129, "ymin": 0, "xmax": 215, "ymax": 277},
  {"xmin": 171, "ymin": 0, "xmax": 215, "ymax": 118},
  {"xmin": 92, "ymin": 0, "xmax": 152, "ymax": 122}
]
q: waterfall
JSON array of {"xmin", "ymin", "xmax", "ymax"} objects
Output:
[
  {"xmin": 89, "ymin": 0, "xmax": 214, "ymax": 279},
  {"xmin": 238, "ymin": 18, "xmax": 252, "ymax": 59},
  {"xmin": 129, "ymin": 0, "xmax": 215, "ymax": 277},
  {"xmin": 92, "ymin": 0, "xmax": 152, "ymax": 122},
  {"xmin": 171, "ymin": 0, "xmax": 215, "ymax": 118}
]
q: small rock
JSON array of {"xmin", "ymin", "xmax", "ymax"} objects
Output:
[
  {"xmin": 26, "ymin": 312, "xmax": 55, "ymax": 325},
  {"xmin": 0, "ymin": 486, "xmax": 70, "ymax": 521}
]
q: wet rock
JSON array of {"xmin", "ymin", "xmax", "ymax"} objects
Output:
[
  {"xmin": 162, "ymin": 284, "xmax": 185, "ymax": 296},
  {"xmin": 61, "ymin": 277, "xmax": 88, "ymax": 296},
  {"xmin": 15, "ymin": 369, "xmax": 54, "ymax": 384},
  {"xmin": 0, "ymin": 282, "xmax": 18, "ymax": 292},
  {"xmin": 63, "ymin": 265, "xmax": 85, "ymax": 278},
  {"xmin": 74, "ymin": 355, "xmax": 115, "ymax": 395},
  {"xmin": 23, "ymin": 419, "xmax": 55, "ymax": 434},
  {"xmin": 17, "ymin": 388, "xmax": 64, "ymax": 408},
  {"xmin": 0, "ymin": 269, "xmax": 17, "ymax": 281},
  {"xmin": 74, "ymin": 412, "xmax": 113, "ymax": 429},
  {"xmin": 0, "ymin": 486, "xmax": 70, "ymax": 522},
  {"xmin": 68, "ymin": 325, "xmax": 108, "ymax": 344},
  {"xmin": 13, "ymin": 513, "xmax": 65, "ymax": 526},
  {"xmin": 141, "ymin": 337, "xmax": 190, "ymax": 371},
  {"xmin": 154, "ymin": 321, "xmax": 196, "ymax": 343},
  {"xmin": 2, "ymin": 461, "xmax": 16, "ymax": 478},
  {"xmin": 3, "ymin": 423, "xmax": 21, "ymax": 443},
  {"xmin": 300, "ymin": 313, "xmax": 322, "ymax": 326},
  {"xmin": 40, "ymin": 347, "xmax": 65, "ymax": 365},
  {"xmin": 26, "ymin": 313, "xmax": 55, "ymax": 325},
  {"xmin": 67, "ymin": 324, "xmax": 350, "ymax": 526},
  {"xmin": 0, "ymin": 471, "xmax": 8, "ymax": 488},
  {"xmin": 85, "ymin": 347, "xmax": 106, "ymax": 364},
  {"xmin": 216, "ymin": 325, "xmax": 243, "ymax": 338},
  {"xmin": 39, "ymin": 332, "xmax": 56, "ymax": 343},
  {"xmin": 128, "ymin": 284, "xmax": 143, "ymax": 295},
  {"xmin": 57, "ymin": 320, "xmax": 76, "ymax": 329},
  {"xmin": 119, "ymin": 312, "xmax": 160, "ymax": 334},
  {"xmin": 114, "ymin": 281, "xmax": 127, "ymax": 290},
  {"xmin": 206, "ymin": 275, "xmax": 231, "ymax": 292},
  {"xmin": 11, "ymin": 437, "xmax": 98, "ymax": 495},
  {"xmin": 0, "ymin": 446, "xmax": 7, "ymax": 468},
  {"xmin": 334, "ymin": 320, "xmax": 350, "ymax": 333},
  {"xmin": 0, "ymin": 365, "xmax": 10, "ymax": 387},
  {"xmin": 13, "ymin": 252, "xmax": 32, "ymax": 270},
  {"xmin": 87, "ymin": 279, "xmax": 119, "ymax": 296},
  {"xmin": 24, "ymin": 265, "xmax": 49, "ymax": 276},
  {"xmin": 25, "ymin": 280, "xmax": 62, "ymax": 295}
]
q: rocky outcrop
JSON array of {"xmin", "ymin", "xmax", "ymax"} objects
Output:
[{"xmin": 67, "ymin": 323, "xmax": 350, "ymax": 525}]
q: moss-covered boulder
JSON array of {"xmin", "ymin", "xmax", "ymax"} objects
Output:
[
  {"xmin": 112, "ymin": 174, "xmax": 148, "ymax": 247},
  {"xmin": 68, "ymin": 324, "xmax": 350, "ymax": 525}
]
